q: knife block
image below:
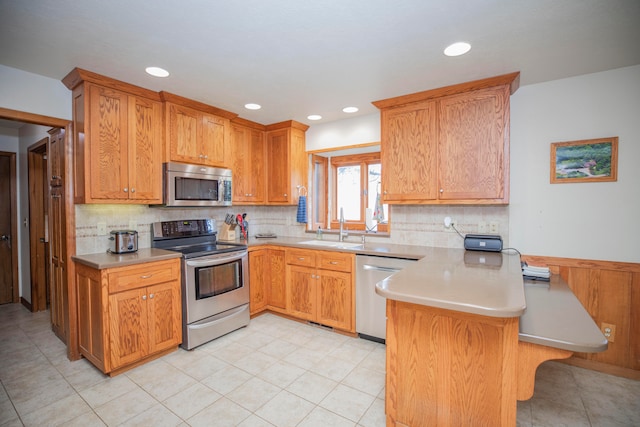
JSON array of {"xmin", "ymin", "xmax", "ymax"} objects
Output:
[{"xmin": 219, "ymin": 223, "xmax": 237, "ymax": 241}]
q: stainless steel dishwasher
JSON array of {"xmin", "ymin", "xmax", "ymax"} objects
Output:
[{"xmin": 356, "ymin": 255, "xmax": 416, "ymax": 342}]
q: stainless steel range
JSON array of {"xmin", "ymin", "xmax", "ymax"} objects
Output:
[{"xmin": 151, "ymin": 219, "xmax": 249, "ymax": 350}]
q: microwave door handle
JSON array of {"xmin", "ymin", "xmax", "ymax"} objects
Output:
[{"xmin": 185, "ymin": 252, "xmax": 247, "ymax": 268}]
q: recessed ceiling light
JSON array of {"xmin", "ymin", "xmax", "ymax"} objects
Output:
[
  {"xmin": 244, "ymin": 103, "xmax": 261, "ymax": 110},
  {"xmin": 342, "ymin": 107, "xmax": 359, "ymax": 113},
  {"xmin": 145, "ymin": 66, "xmax": 170, "ymax": 77},
  {"xmin": 444, "ymin": 42, "xmax": 471, "ymax": 57},
  {"xmin": 307, "ymin": 115, "xmax": 322, "ymax": 121}
]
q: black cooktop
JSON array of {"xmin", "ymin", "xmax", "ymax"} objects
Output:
[
  {"xmin": 166, "ymin": 242, "xmax": 247, "ymax": 258},
  {"xmin": 151, "ymin": 219, "xmax": 247, "ymax": 258}
]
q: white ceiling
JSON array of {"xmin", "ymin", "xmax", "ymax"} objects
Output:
[{"xmin": 1, "ymin": 0, "xmax": 639, "ymax": 126}]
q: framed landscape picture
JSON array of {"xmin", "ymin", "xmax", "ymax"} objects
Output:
[{"xmin": 550, "ymin": 137, "xmax": 618, "ymax": 184}]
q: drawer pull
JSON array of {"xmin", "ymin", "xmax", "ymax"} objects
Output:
[
  {"xmin": 142, "ymin": 295, "xmax": 147, "ymax": 300},
  {"xmin": 149, "ymin": 293, "xmax": 154, "ymax": 299},
  {"xmin": 329, "ymin": 261, "xmax": 338, "ymax": 265},
  {"xmin": 140, "ymin": 274, "xmax": 152, "ymax": 279},
  {"xmin": 297, "ymin": 257, "xmax": 305, "ymax": 261}
]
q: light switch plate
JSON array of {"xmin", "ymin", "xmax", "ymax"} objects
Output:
[{"xmin": 97, "ymin": 222, "xmax": 107, "ymax": 236}]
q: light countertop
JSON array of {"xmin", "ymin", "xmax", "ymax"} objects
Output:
[{"xmin": 72, "ymin": 248, "xmax": 182, "ymax": 270}]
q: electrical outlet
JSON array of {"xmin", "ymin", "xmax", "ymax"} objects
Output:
[
  {"xmin": 478, "ymin": 221, "xmax": 487, "ymax": 233},
  {"xmin": 444, "ymin": 217, "xmax": 454, "ymax": 231},
  {"xmin": 97, "ymin": 222, "xmax": 107, "ymax": 236},
  {"xmin": 128, "ymin": 220, "xmax": 137, "ymax": 230},
  {"xmin": 489, "ymin": 221, "xmax": 499, "ymax": 234},
  {"xmin": 601, "ymin": 322, "xmax": 616, "ymax": 342}
]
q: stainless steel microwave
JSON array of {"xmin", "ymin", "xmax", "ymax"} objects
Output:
[{"xmin": 161, "ymin": 162, "xmax": 232, "ymax": 207}]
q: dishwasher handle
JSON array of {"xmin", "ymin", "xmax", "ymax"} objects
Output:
[{"xmin": 362, "ymin": 264, "xmax": 402, "ymax": 274}]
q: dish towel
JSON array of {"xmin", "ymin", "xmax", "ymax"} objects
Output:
[
  {"xmin": 373, "ymin": 192, "xmax": 385, "ymax": 223},
  {"xmin": 296, "ymin": 195, "xmax": 307, "ymax": 223}
]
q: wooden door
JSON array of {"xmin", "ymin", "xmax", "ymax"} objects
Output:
[
  {"xmin": 287, "ymin": 265, "xmax": 316, "ymax": 321},
  {"xmin": 248, "ymin": 128, "xmax": 266, "ymax": 202},
  {"xmin": 438, "ymin": 86, "xmax": 508, "ymax": 201},
  {"xmin": 128, "ymin": 96, "xmax": 163, "ymax": 202},
  {"xmin": 249, "ymin": 250, "xmax": 269, "ymax": 314},
  {"xmin": 109, "ymin": 288, "xmax": 148, "ymax": 369},
  {"xmin": 231, "ymin": 125, "xmax": 251, "ymax": 202},
  {"xmin": 266, "ymin": 129, "xmax": 290, "ymax": 203},
  {"xmin": 88, "ymin": 84, "xmax": 129, "ymax": 200},
  {"xmin": 146, "ymin": 281, "xmax": 181, "ymax": 354},
  {"xmin": 381, "ymin": 101, "xmax": 438, "ymax": 202},
  {"xmin": 168, "ymin": 103, "xmax": 201, "ymax": 164},
  {"xmin": 28, "ymin": 138, "xmax": 49, "ymax": 312},
  {"xmin": 201, "ymin": 114, "xmax": 227, "ymax": 166},
  {"xmin": 317, "ymin": 270, "xmax": 352, "ymax": 331},
  {"xmin": 50, "ymin": 186, "xmax": 66, "ymax": 340},
  {"xmin": 0, "ymin": 152, "xmax": 17, "ymax": 304},
  {"xmin": 268, "ymin": 249, "xmax": 287, "ymax": 310}
]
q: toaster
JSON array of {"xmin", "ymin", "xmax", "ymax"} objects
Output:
[{"xmin": 109, "ymin": 230, "xmax": 138, "ymax": 254}]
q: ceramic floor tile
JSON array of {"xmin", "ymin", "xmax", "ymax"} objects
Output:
[
  {"xmin": 530, "ymin": 395, "xmax": 591, "ymax": 427},
  {"xmin": 0, "ymin": 398, "xmax": 19, "ymax": 425},
  {"xmin": 258, "ymin": 338, "xmax": 300, "ymax": 359},
  {"xmin": 79, "ymin": 374, "xmax": 140, "ymax": 408},
  {"xmin": 232, "ymin": 350, "xmax": 279, "ymax": 376},
  {"xmin": 308, "ymin": 354, "xmax": 358, "ymax": 382},
  {"xmin": 357, "ymin": 397, "xmax": 386, "ymax": 427},
  {"xmin": 119, "ymin": 402, "xmax": 183, "ymax": 427},
  {"xmin": 187, "ymin": 397, "xmax": 251, "ymax": 427},
  {"xmin": 200, "ymin": 364, "xmax": 253, "ymax": 395},
  {"xmin": 20, "ymin": 393, "xmax": 92, "ymax": 427},
  {"xmin": 254, "ymin": 390, "xmax": 315, "ymax": 427},
  {"xmin": 298, "ymin": 406, "xmax": 356, "ymax": 427},
  {"xmin": 94, "ymin": 387, "xmax": 158, "ymax": 426},
  {"xmin": 328, "ymin": 342, "xmax": 373, "ymax": 365},
  {"xmin": 162, "ymin": 382, "xmax": 222, "ymax": 420},
  {"xmin": 282, "ymin": 347, "xmax": 324, "ymax": 370},
  {"xmin": 319, "ymin": 384, "xmax": 376, "ymax": 423},
  {"xmin": 131, "ymin": 362, "xmax": 198, "ymax": 401},
  {"xmin": 357, "ymin": 347, "xmax": 386, "ymax": 373},
  {"xmin": 341, "ymin": 366, "xmax": 385, "ymax": 397},
  {"xmin": 226, "ymin": 377, "xmax": 282, "ymax": 412},
  {"xmin": 210, "ymin": 341, "xmax": 256, "ymax": 364},
  {"xmin": 63, "ymin": 410, "xmax": 107, "ymax": 426},
  {"xmin": 237, "ymin": 414, "xmax": 277, "ymax": 427},
  {"xmin": 286, "ymin": 371, "xmax": 339, "ymax": 404},
  {"xmin": 257, "ymin": 359, "xmax": 306, "ymax": 388}
]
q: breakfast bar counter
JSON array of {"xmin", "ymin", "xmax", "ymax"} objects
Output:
[{"xmin": 374, "ymin": 248, "xmax": 607, "ymax": 427}]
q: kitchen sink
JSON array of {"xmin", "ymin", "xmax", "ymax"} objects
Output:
[{"xmin": 297, "ymin": 240, "xmax": 363, "ymax": 249}]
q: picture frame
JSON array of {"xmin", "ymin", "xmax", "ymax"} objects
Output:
[{"xmin": 550, "ymin": 137, "xmax": 618, "ymax": 184}]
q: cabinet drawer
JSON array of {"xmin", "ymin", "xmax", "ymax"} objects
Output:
[
  {"xmin": 286, "ymin": 249, "xmax": 317, "ymax": 268},
  {"xmin": 318, "ymin": 252, "xmax": 353, "ymax": 273},
  {"xmin": 108, "ymin": 260, "xmax": 179, "ymax": 294}
]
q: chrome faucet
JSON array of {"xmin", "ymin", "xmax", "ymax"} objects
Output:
[{"xmin": 339, "ymin": 207, "xmax": 348, "ymax": 242}]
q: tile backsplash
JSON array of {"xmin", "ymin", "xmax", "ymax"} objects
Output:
[{"xmin": 75, "ymin": 204, "xmax": 509, "ymax": 255}]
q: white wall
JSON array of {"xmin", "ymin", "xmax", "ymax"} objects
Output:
[
  {"xmin": 509, "ymin": 65, "xmax": 640, "ymax": 263},
  {"xmin": 306, "ymin": 113, "xmax": 380, "ymax": 151},
  {"xmin": 0, "ymin": 64, "xmax": 71, "ymax": 120}
]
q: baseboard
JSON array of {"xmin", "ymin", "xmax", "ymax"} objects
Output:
[
  {"xmin": 560, "ymin": 357, "xmax": 640, "ymax": 381},
  {"xmin": 20, "ymin": 297, "xmax": 32, "ymax": 312}
]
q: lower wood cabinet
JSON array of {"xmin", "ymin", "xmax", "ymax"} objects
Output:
[
  {"xmin": 286, "ymin": 248, "xmax": 355, "ymax": 332},
  {"xmin": 75, "ymin": 258, "xmax": 181, "ymax": 375},
  {"xmin": 249, "ymin": 248, "xmax": 285, "ymax": 315}
]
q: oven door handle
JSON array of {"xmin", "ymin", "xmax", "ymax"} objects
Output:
[
  {"xmin": 185, "ymin": 250, "xmax": 247, "ymax": 268},
  {"xmin": 188, "ymin": 304, "xmax": 248, "ymax": 329}
]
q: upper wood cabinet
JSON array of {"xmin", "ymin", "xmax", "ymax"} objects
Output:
[
  {"xmin": 161, "ymin": 92, "xmax": 237, "ymax": 168},
  {"xmin": 265, "ymin": 121, "xmax": 309, "ymax": 205},
  {"xmin": 373, "ymin": 72, "xmax": 519, "ymax": 205},
  {"xmin": 63, "ymin": 68, "xmax": 163, "ymax": 204},
  {"xmin": 231, "ymin": 118, "xmax": 267, "ymax": 204}
]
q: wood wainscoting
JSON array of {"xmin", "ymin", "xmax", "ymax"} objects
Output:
[{"xmin": 521, "ymin": 255, "xmax": 640, "ymax": 380}]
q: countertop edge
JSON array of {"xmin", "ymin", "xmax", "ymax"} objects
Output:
[{"xmin": 72, "ymin": 248, "xmax": 182, "ymax": 269}]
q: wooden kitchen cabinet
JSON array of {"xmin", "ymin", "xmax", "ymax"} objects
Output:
[
  {"xmin": 75, "ymin": 258, "xmax": 181, "ymax": 375},
  {"xmin": 161, "ymin": 91, "xmax": 238, "ymax": 168},
  {"xmin": 231, "ymin": 119, "xmax": 267, "ymax": 204},
  {"xmin": 373, "ymin": 72, "xmax": 519, "ymax": 205},
  {"xmin": 249, "ymin": 248, "xmax": 286, "ymax": 315},
  {"xmin": 62, "ymin": 68, "xmax": 163, "ymax": 204},
  {"xmin": 265, "ymin": 121, "xmax": 309, "ymax": 205},
  {"xmin": 285, "ymin": 248, "xmax": 354, "ymax": 332}
]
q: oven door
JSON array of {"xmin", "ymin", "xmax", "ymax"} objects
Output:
[{"xmin": 183, "ymin": 250, "xmax": 249, "ymax": 324}]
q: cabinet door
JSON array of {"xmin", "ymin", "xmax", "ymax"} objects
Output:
[
  {"xmin": 146, "ymin": 281, "xmax": 181, "ymax": 354},
  {"xmin": 50, "ymin": 187, "xmax": 67, "ymax": 341},
  {"xmin": 266, "ymin": 129, "xmax": 290, "ymax": 203},
  {"xmin": 128, "ymin": 96, "xmax": 163, "ymax": 202},
  {"xmin": 249, "ymin": 250, "xmax": 269, "ymax": 314},
  {"xmin": 231, "ymin": 125, "xmax": 266, "ymax": 203},
  {"xmin": 109, "ymin": 288, "xmax": 148, "ymax": 370},
  {"xmin": 248, "ymin": 129, "xmax": 266, "ymax": 202},
  {"xmin": 88, "ymin": 84, "xmax": 129, "ymax": 200},
  {"xmin": 287, "ymin": 265, "xmax": 316, "ymax": 321},
  {"xmin": 201, "ymin": 114, "xmax": 227, "ymax": 167},
  {"xmin": 167, "ymin": 103, "xmax": 201, "ymax": 164},
  {"xmin": 49, "ymin": 129, "xmax": 64, "ymax": 187},
  {"xmin": 317, "ymin": 269, "xmax": 353, "ymax": 331},
  {"xmin": 438, "ymin": 86, "xmax": 508, "ymax": 200},
  {"xmin": 381, "ymin": 101, "xmax": 438, "ymax": 202},
  {"xmin": 268, "ymin": 249, "xmax": 286, "ymax": 310}
]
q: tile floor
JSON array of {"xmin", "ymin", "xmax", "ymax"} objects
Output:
[{"xmin": 1, "ymin": 303, "xmax": 638, "ymax": 427}]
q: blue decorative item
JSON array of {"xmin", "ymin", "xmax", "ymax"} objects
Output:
[{"xmin": 296, "ymin": 195, "xmax": 307, "ymax": 223}]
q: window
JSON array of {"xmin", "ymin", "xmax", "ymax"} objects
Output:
[{"xmin": 328, "ymin": 152, "xmax": 388, "ymax": 232}]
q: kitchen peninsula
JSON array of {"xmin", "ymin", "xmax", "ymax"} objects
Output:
[{"xmin": 376, "ymin": 247, "xmax": 607, "ymax": 426}]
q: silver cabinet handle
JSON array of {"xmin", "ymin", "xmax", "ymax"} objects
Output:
[
  {"xmin": 283, "ymin": 193, "xmax": 287, "ymax": 197},
  {"xmin": 329, "ymin": 261, "xmax": 338, "ymax": 265},
  {"xmin": 142, "ymin": 295, "xmax": 147, "ymax": 300},
  {"xmin": 131, "ymin": 188, "xmax": 136, "ymax": 193},
  {"xmin": 123, "ymin": 187, "xmax": 128, "ymax": 193},
  {"xmin": 149, "ymin": 294, "xmax": 154, "ymax": 299},
  {"xmin": 140, "ymin": 274, "xmax": 152, "ymax": 279},
  {"xmin": 440, "ymin": 188, "xmax": 444, "ymax": 193},
  {"xmin": 362, "ymin": 264, "xmax": 402, "ymax": 273}
]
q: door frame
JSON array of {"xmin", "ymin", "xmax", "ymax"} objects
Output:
[
  {"xmin": 0, "ymin": 151, "xmax": 19, "ymax": 304},
  {"xmin": 28, "ymin": 137, "xmax": 49, "ymax": 312},
  {"xmin": 0, "ymin": 107, "xmax": 79, "ymax": 360}
]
